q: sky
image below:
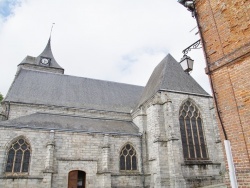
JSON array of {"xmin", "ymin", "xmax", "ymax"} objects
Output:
[{"xmin": 0, "ymin": 0, "xmax": 211, "ymax": 97}]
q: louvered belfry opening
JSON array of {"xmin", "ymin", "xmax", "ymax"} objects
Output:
[
  {"xmin": 5, "ymin": 138, "xmax": 31, "ymax": 173},
  {"xmin": 179, "ymin": 100, "xmax": 208, "ymax": 160},
  {"xmin": 120, "ymin": 143, "xmax": 137, "ymax": 170}
]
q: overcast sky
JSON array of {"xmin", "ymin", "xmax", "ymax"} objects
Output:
[{"xmin": 0, "ymin": 0, "xmax": 211, "ymax": 97}]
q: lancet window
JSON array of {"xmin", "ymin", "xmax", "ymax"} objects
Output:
[
  {"xmin": 120, "ymin": 143, "xmax": 137, "ymax": 170},
  {"xmin": 179, "ymin": 100, "xmax": 208, "ymax": 160},
  {"xmin": 5, "ymin": 138, "xmax": 31, "ymax": 173}
]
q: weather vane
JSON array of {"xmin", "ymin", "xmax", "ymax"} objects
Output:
[{"xmin": 50, "ymin": 23, "xmax": 55, "ymax": 37}]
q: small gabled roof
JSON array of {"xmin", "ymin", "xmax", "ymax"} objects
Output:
[
  {"xmin": 0, "ymin": 113, "xmax": 139, "ymax": 135},
  {"xmin": 138, "ymin": 54, "xmax": 210, "ymax": 106},
  {"xmin": 4, "ymin": 69, "xmax": 144, "ymax": 113},
  {"xmin": 19, "ymin": 38, "xmax": 64, "ymax": 71}
]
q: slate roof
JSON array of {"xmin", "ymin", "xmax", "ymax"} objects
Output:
[
  {"xmin": 0, "ymin": 113, "xmax": 139, "ymax": 135},
  {"xmin": 4, "ymin": 69, "xmax": 144, "ymax": 113},
  {"xmin": 138, "ymin": 54, "xmax": 210, "ymax": 106},
  {"xmin": 5, "ymin": 51, "xmax": 209, "ymax": 113},
  {"xmin": 19, "ymin": 38, "xmax": 64, "ymax": 71}
]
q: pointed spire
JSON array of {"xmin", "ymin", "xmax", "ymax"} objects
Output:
[
  {"xmin": 39, "ymin": 23, "xmax": 55, "ymax": 59},
  {"xmin": 35, "ymin": 23, "xmax": 64, "ymax": 70},
  {"xmin": 50, "ymin": 23, "xmax": 55, "ymax": 38},
  {"xmin": 38, "ymin": 37, "xmax": 53, "ymax": 60},
  {"xmin": 36, "ymin": 34, "xmax": 63, "ymax": 70},
  {"xmin": 18, "ymin": 25, "xmax": 64, "ymax": 74}
]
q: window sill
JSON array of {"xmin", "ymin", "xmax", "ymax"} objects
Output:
[
  {"xmin": 4, "ymin": 172, "xmax": 29, "ymax": 177},
  {"xmin": 0, "ymin": 174, "xmax": 43, "ymax": 180},
  {"xmin": 182, "ymin": 160, "xmax": 221, "ymax": 165},
  {"xmin": 119, "ymin": 170, "xmax": 140, "ymax": 174},
  {"xmin": 113, "ymin": 171, "xmax": 142, "ymax": 176},
  {"xmin": 119, "ymin": 170, "xmax": 139, "ymax": 172}
]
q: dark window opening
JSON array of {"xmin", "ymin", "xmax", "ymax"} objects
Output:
[
  {"xmin": 179, "ymin": 100, "xmax": 208, "ymax": 160},
  {"xmin": 5, "ymin": 138, "xmax": 31, "ymax": 173},
  {"xmin": 120, "ymin": 143, "xmax": 137, "ymax": 170}
]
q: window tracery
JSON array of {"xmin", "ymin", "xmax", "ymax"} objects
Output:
[
  {"xmin": 5, "ymin": 138, "xmax": 31, "ymax": 173},
  {"xmin": 179, "ymin": 100, "xmax": 208, "ymax": 160},
  {"xmin": 120, "ymin": 143, "xmax": 137, "ymax": 170}
]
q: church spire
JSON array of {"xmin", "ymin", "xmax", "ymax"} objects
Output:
[
  {"xmin": 36, "ymin": 36, "xmax": 63, "ymax": 70},
  {"xmin": 18, "ymin": 27, "xmax": 64, "ymax": 74},
  {"xmin": 36, "ymin": 23, "xmax": 63, "ymax": 70},
  {"xmin": 50, "ymin": 23, "xmax": 55, "ymax": 38}
]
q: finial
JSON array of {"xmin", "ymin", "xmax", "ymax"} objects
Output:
[{"xmin": 50, "ymin": 23, "xmax": 55, "ymax": 38}]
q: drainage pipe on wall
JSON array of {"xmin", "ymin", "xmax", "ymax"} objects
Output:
[{"xmin": 224, "ymin": 140, "xmax": 238, "ymax": 188}]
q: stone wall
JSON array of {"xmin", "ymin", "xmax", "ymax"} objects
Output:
[
  {"xmin": 5, "ymin": 102, "xmax": 132, "ymax": 121},
  {"xmin": 133, "ymin": 91, "xmax": 225, "ymax": 187},
  {"xmin": 195, "ymin": 0, "xmax": 250, "ymax": 186},
  {"xmin": 0, "ymin": 128, "xmax": 48, "ymax": 188},
  {"xmin": 0, "ymin": 127, "xmax": 143, "ymax": 188},
  {"xmin": 0, "ymin": 82, "xmax": 225, "ymax": 188},
  {"xmin": 0, "ymin": 104, "xmax": 6, "ymax": 121}
]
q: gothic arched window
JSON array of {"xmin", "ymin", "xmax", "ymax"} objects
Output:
[
  {"xmin": 5, "ymin": 138, "xmax": 31, "ymax": 173},
  {"xmin": 120, "ymin": 143, "xmax": 137, "ymax": 170},
  {"xmin": 179, "ymin": 100, "xmax": 208, "ymax": 160}
]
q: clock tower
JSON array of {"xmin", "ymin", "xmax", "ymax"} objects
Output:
[{"xmin": 17, "ymin": 37, "xmax": 64, "ymax": 74}]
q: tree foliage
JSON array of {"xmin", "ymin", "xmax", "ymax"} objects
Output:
[{"xmin": 0, "ymin": 93, "xmax": 3, "ymax": 102}]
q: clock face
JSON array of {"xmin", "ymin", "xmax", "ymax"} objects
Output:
[{"xmin": 40, "ymin": 58, "xmax": 50, "ymax": 65}]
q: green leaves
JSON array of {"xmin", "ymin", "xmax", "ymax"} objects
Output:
[{"xmin": 0, "ymin": 93, "xmax": 3, "ymax": 102}]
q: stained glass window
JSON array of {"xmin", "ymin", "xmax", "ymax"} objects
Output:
[
  {"xmin": 5, "ymin": 138, "xmax": 31, "ymax": 173},
  {"xmin": 120, "ymin": 144, "xmax": 137, "ymax": 170},
  {"xmin": 179, "ymin": 100, "xmax": 208, "ymax": 160}
]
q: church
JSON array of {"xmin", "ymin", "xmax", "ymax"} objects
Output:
[{"xmin": 0, "ymin": 38, "xmax": 226, "ymax": 188}]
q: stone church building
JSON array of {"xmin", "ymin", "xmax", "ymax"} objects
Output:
[{"xmin": 0, "ymin": 39, "xmax": 226, "ymax": 188}]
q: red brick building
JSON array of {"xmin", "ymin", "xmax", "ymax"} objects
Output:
[{"xmin": 187, "ymin": 0, "xmax": 250, "ymax": 187}]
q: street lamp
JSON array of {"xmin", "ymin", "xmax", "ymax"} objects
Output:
[
  {"xmin": 178, "ymin": 0, "xmax": 195, "ymax": 12},
  {"xmin": 179, "ymin": 39, "xmax": 201, "ymax": 73},
  {"xmin": 180, "ymin": 55, "xmax": 194, "ymax": 73}
]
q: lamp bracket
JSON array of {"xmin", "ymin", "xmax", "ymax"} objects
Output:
[{"xmin": 182, "ymin": 39, "xmax": 201, "ymax": 55}]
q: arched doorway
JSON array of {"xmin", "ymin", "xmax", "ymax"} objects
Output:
[{"xmin": 68, "ymin": 170, "xmax": 86, "ymax": 188}]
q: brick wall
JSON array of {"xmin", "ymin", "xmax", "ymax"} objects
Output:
[{"xmin": 195, "ymin": 0, "xmax": 250, "ymax": 186}]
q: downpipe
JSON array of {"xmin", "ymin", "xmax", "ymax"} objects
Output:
[{"xmin": 224, "ymin": 140, "xmax": 238, "ymax": 188}]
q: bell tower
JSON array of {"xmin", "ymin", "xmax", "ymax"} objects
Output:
[{"xmin": 17, "ymin": 37, "xmax": 64, "ymax": 74}]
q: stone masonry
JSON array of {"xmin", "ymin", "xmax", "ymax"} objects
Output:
[
  {"xmin": 0, "ymin": 36, "xmax": 226, "ymax": 187},
  {"xmin": 0, "ymin": 90, "xmax": 225, "ymax": 188}
]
